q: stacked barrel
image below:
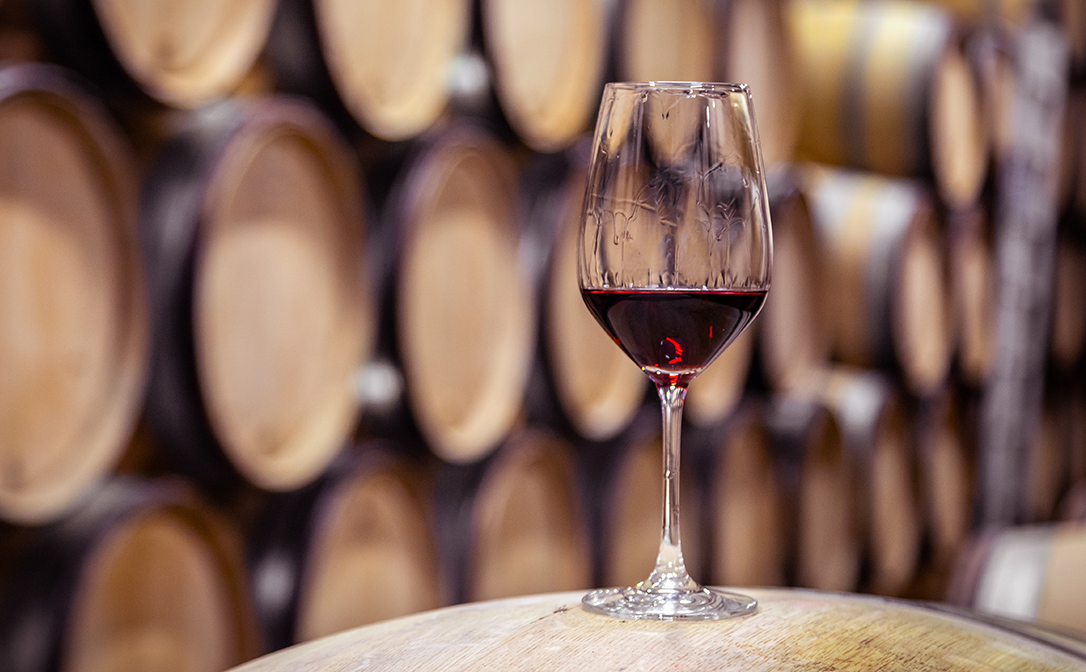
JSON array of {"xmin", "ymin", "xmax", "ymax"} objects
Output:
[{"xmin": 0, "ymin": 0, "xmax": 1083, "ymax": 668}]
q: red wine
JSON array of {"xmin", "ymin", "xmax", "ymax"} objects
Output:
[{"xmin": 581, "ymin": 288, "xmax": 767, "ymax": 387}]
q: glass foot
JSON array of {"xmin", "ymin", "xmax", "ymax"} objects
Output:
[{"xmin": 582, "ymin": 584, "xmax": 757, "ymax": 621}]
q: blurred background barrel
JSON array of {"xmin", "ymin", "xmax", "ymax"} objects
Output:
[
  {"xmin": 615, "ymin": 0, "xmax": 715, "ymax": 83},
  {"xmin": 433, "ymin": 428, "xmax": 591, "ymax": 603},
  {"xmin": 788, "ymin": 0, "xmax": 988, "ymax": 209},
  {"xmin": 950, "ymin": 524, "xmax": 1086, "ymax": 638},
  {"xmin": 0, "ymin": 63, "xmax": 147, "ymax": 525},
  {"xmin": 522, "ymin": 148, "xmax": 647, "ymax": 442},
  {"xmin": 366, "ymin": 126, "xmax": 534, "ymax": 464},
  {"xmin": 478, "ymin": 0, "xmax": 610, "ymax": 152},
  {"xmin": 799, "ymin": 367, "xmax": 923, "ymax": 596},
  {"xmin": 31, "ymin": 0, "xmax": 276, "ymax": 107},
  {"xmin": 264, "ymin": 0, "xmax": 471, "ymax": 141},
  {"xmin": 247, "ymin": 446, "xmax": 440, "ymax": 653},
  {"xmin": 947, "ymin": 208, "xmax": 997, "ymax": 387},
  {"xmin": 767, "ymin": 395, "xmax": 861, "ymax": 592},
  {"xmin": 141, "ymin": 96, "xmax": 373, "ymax": 492},
  {"xmin": 803, "ymin": 166, "xmax": 953, "ymax": 396},
  {"xmin": 0, "ymin": 479, "xmax": 258, "ymax": 672}
]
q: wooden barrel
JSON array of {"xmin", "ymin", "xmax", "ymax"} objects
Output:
[
  {"xmin": 766, "ymin": 395, "xmax": 860, "ymax": 592},
  {"xmin": 788, "ymin": 0, "xmax": 988, "ymax": 209},
  {"xmin": 802, "ymin": 166, "xmax": 953, "ymax": 396},
  {"xmin": 687, "ymin": 404, "xmax": 786, "ymax": 588},
  {"xmin": 368, "ymin": 126, "xmax": 534, "ymax": 464},
  {"xmin": 947, "ymin": 208, "xmax": 996, "ymax": 387},
  {"xmin": 264, "ymin": 0, "xmax": 470, "ymax": 141},
  {"xmin": 714, "ymin": 0, "xmax": 800, "ymax": 167},
  {"xmin": 615, "ymin": 0, "xmax": 716, "ymax": 83},
  {"xmin": 522, "ymin": 149, "xmax": 647, "ymax": 442},
  {"xmin": 0, "ymin": 63, "xmax": 147, "ymax": 524},
  {"xmin": 755, "ymin": 172, "xmax": 830, "ymax": 393},
  {"xmin": 31, "ymin": 0, "xmax": 275, "ymax": 108},
  {"xmin": 799, "ymin": 367, "xmax": 922, "ymax": 597},
  {"xmin": 479, "ymin": 0, "xmax": 609, "ymax": 152},
  {"xmin": 1050, "ymin": 227, "xmax": 1086, "ymax": 371},
  {"xmin": 0, "ymin": 479, "xmax": 258, "ymax": 672},
  {"xmin": 226, "ymin": 589, "xmax": 1086, "ymax": 671},
  {"xmin": 433, "ymin": 428, "xmax": 591, "ymax": 603},
  {"xmin": 247, "ymin": 447, "xmax": 441, "ymax": 653},
  {"xmin": 141, "ymin": 96, "xmax": 373, "ymax": 492},
  {"xmin": 951, "ymin": 524, "xmax": 1086, "ymax": 638},
  {"xmin": 915, "ymin": 387, "xmax": 976, "ymax": 565}
]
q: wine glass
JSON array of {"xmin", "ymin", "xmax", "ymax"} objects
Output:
[{"xmin": 579, "ymin": 82, "xmax": 772, "ymax": 620}]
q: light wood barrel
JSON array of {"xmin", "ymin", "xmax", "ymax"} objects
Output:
[
  {"xmin": 265, "ymin": 0, "xmax": 470, "ymax": 141},
  {"xmin": 799, "ymin": 367, "xmax": 922, "ymax": 596},
  {"xmin": 247, "ymin": 447, "xmax": 441, "ymax": 653},
  {"xmin": 0, "ymin": 479, "xmax": 258, "ymax": 672},
  {"xmin": 141, "ymin": 97, "xmax": 373, "ymax": 491},
  {"xmin": 755, "ymin": 173, "xmax": 830, "ymax": 393},
  {"xmin": 915, "ymin": 388, "xmax": 976, "ymax": 565},
  {"xmin": 479, "ymin": 0, "xmax": 609, "ymax": 152},
  {"xmin": 715, "ymin": 0, "xmax": 800, "ymax": 167},
  {"xmin": 688, "ymin": 404, "xmax": 786, "ymax": 589},
  {"xmin": 433, "ymin": 428, "xmax": 591, "ymax": 603},
  {"xmin": 802, "ymin": 166, "xmax": 953, "ymax": 396},
  {"xmin": 766, "ymin": 395, "xmax": 860, "ymax": 592},
  {"xmin": 31, "ymin": 0, "xmax": 275, "ymax": 107},
  {"xmin": 951, "ymin": 524, "xmax": 1086, "ymax": 638},
  {"xmin": 0, "ymin": 63, "xmax": 147, "ymax": 524},
  {"xmin": 947, "ymin": 208, "xmax": 996, "ymax": 387},
  {"xmin": 373, "ymin": 126, "xmax": 534, "ymax": 464},
  {"xmin": 1025, "ymin": 387, "xmax": 1074, "ymax": 523},
  {"xmin": 227, "ymin": 589, "xmax": 1086, "ymax": 671},
  {"xmin": 522, "ymin": 149, "xmax": 647, "ymax": 442},
  {"xmin": 615, "ymin": 0, "xmax": 716, "ymax": 83},
  {"xmin": 788, "ymin": 0, "xmax": 988, "ymax": 209}
]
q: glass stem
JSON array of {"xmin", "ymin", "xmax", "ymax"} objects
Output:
[{"xmin": 644, "ymin": 381, "xmax": 698, "ymax": 593}]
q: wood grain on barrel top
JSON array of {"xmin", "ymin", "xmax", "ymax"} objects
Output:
[{"xmin": 229, "ymin": 590, "xmax": 1086, "ymax": 671}]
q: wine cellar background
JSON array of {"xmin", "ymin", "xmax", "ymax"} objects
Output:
[{"xmin": 1, "ymin": 0, "xmax": 1085, "ymax": 669}]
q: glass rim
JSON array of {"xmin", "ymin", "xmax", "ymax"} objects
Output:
[{"xmin": 603, "ymin": 81, "xmax": 751, "ymax": 94}]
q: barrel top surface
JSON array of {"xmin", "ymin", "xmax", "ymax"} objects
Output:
[{"xmin": 230, "ymin": 589, "xmax": 1086, "ymax": 671}]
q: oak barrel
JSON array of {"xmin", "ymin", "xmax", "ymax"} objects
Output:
[
  {"xmin": 615, "ymin": 0, "xmax": 716, "ymax": 83},
  {"xmin": 802, "ymin": 165, "xmax": 953, "ymax": 396},
  {"xmin": 0, "ymin": 63, "xmax": 147, "ymax": 524},
  {"xmin": 141, "ymin": 96, "xmax": 373, "ymax": 491},
  {"xmin": 754, "ymin": 172, "xmax": 830, "ymax": 393},
  {"xmin": 479, "ymin": 0, "xmax": 609, "ymax": 152},
  {"xmin": 0, "ymin": 479, "xmax": 259, "ymax": 672},
  {"xmin": 226, "ymin": 589, "xmax": 1086, "ymax": 671},
  {"xmin": 371, "ymin": 126, "xmax": 534, "ymax": 464},
  {"xmin": 685, "ymin": 327, "xmax": 753, "ymax": 427},
  {"xmin": 433, "ymin": 428, "xmax": 591, "ymax": 603},
  {"xmin": 947, "ymin": 208, "xmax": 996, "ymax": 387},
  {"xmin": 951, "ymin": 523, "xmax": 1086, "ymax": 637},
  {"xmin": 788, "ymin": 0, "xmax": 988, "ymax": 209},
  {"xmin": 264, "ymin": 0, "xmax": 470, "ymax": 141},
  {"xmin": 915, "ymin": 387, "xmax": 976, "ymax": 565},
  {"xmin": 1050, "ymin": 227, "xmax": 1086, "ymax": 371},
  {"xmin": 247, "ymin": 447, "xmax": 441, "ymax": 652},
  {"xmin": 766, "ymin": 395, "xmax": 860, "ymax": 592},
  {"xmin": 688, "ymin": 404, "xmax": 786, "ymax": 589},
  {"xmin": 714, "ymin": 0, "xmax": 799, "ymax": 168},
  {"xmin": 31, "ymin": 0, "xmax": 276, "ymax": 107},
  {"xmin": 521, "ymin": 148, "xmax": 647, "ymax": 442},
  {"xmin": 798, "ymin": 367, "xmax": 922, "ymax": 596}
]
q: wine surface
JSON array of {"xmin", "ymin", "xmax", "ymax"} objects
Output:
[{"xmin": 581, "ymin": 288, "xmax": 767, "ymax": 387}]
